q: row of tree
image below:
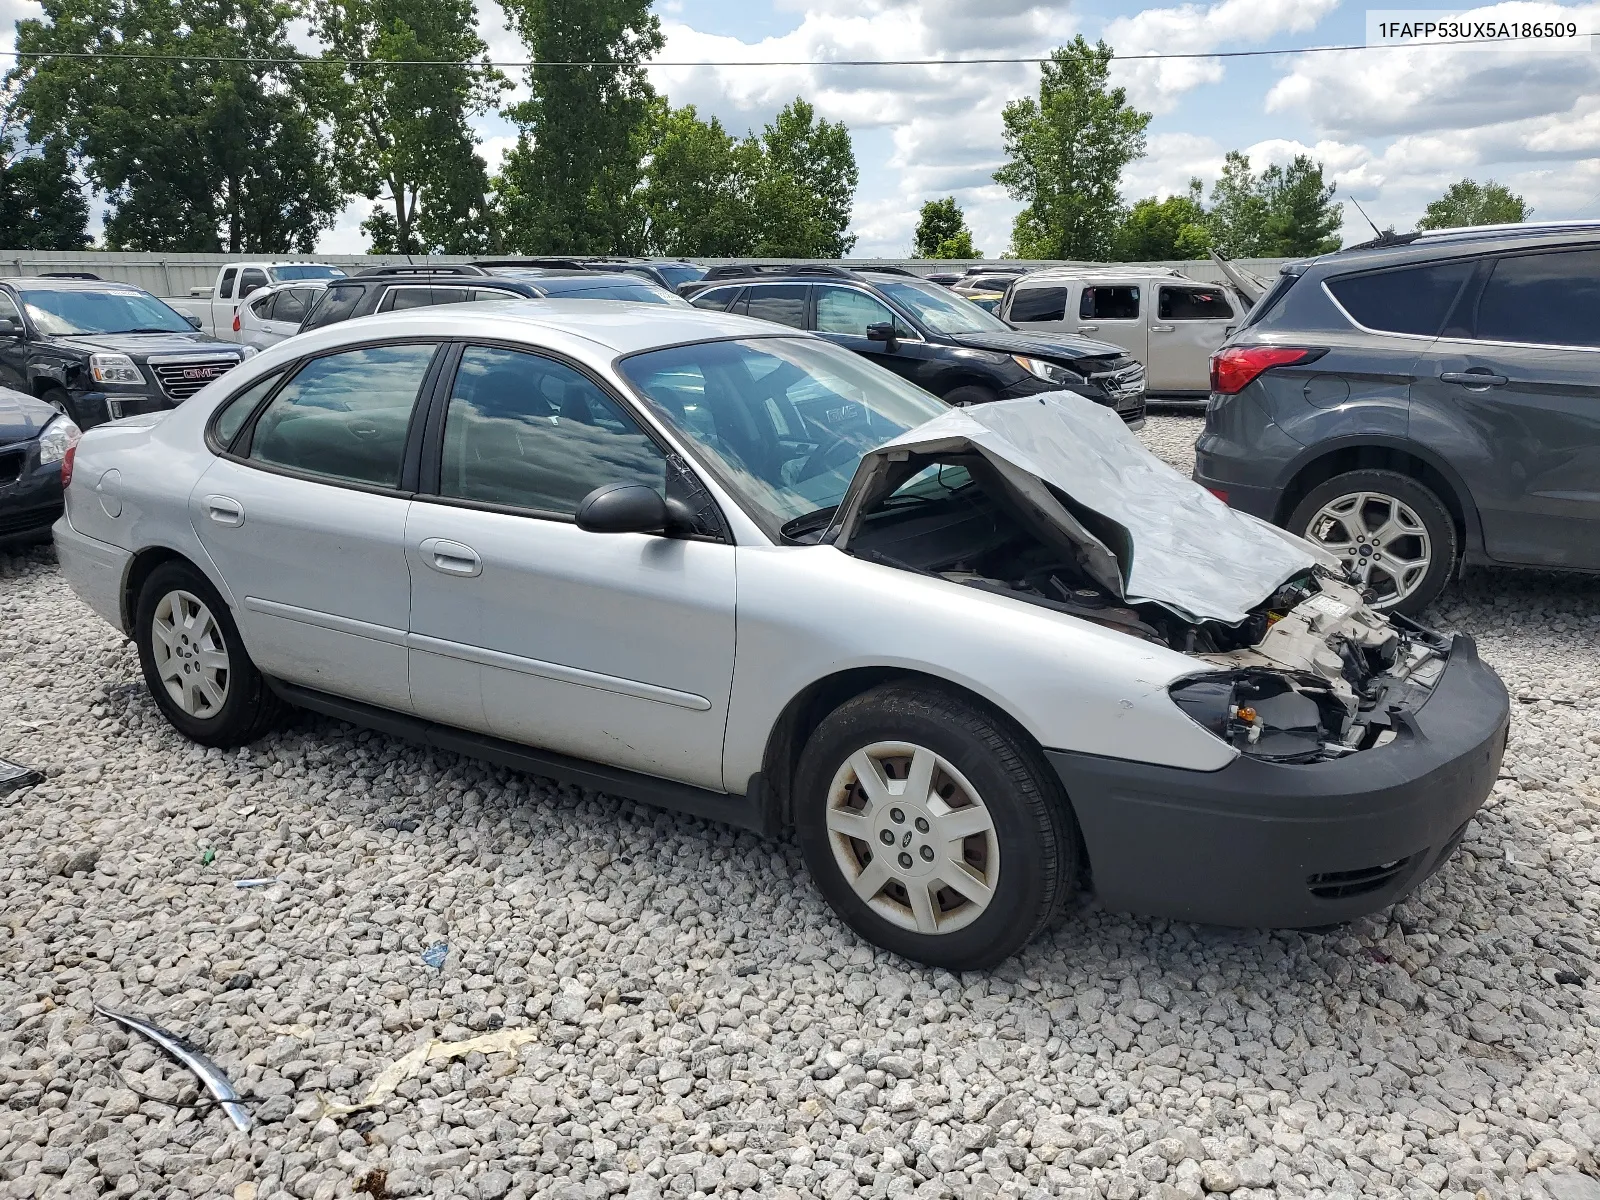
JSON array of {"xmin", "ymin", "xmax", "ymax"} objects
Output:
[
  {"xmin": 1, "ymin": 0, "xmax": 859, "ymax": 255},
  {"xmin": 918, "ymin": 36, "xmax": 1529, "ymax": 263},
  {"xmin": 0, "ymin": 6, "xmax": 1535, "ymax": 257}
]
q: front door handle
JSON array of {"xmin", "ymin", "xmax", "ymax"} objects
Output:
[
  {"xmin": 1078, "ymin": 323, "xmax": 1099, "ymax": 332},
  {"xmin": 1151, "ymin": 324, "xmax": 1175, "ymax": 333},
  {"xmin": 204, "ymin": 495, "xmax": 243, "ymax": 526},
  {"xmin": 1440, "ymin": 370, "xmax": 1508, "ymax": 388},
  {"xmin": 419, "ymin": 538, "xmax": 481, "ymax": 577}
]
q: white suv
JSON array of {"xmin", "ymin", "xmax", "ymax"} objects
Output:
[{"xmin": 1001, "ymin": 269, "xmax": 1245, "ymax": 402}]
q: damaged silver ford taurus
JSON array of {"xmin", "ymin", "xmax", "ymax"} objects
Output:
[{"xmin": 53, "ymin": 304, "xmax": 1510, "ymax": 969}]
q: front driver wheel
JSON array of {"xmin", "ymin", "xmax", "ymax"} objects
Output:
[
  {"xmin": 1287, "ymin": 469, "xmax": 1457, "ymax": 616},
  {"xmin": 134, "ymin": 560, "xmax": 287, "ymax": 746},
  {"xmin": 794, "ymin": 683, "xmax": 1077, "ymax": 969}
]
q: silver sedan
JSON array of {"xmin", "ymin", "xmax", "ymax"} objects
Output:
[{"xmin": 54, "ymin": 301, "xmax": 1507, "ymax": 968}]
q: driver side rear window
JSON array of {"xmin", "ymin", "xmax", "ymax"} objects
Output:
[
  {"xmin": 1080, "ymin": 286, "xmax": 1139, "ymax": 320},
  {"xmin": 247, "ymin": 344, "xmax": 437, "ymax": 488}
]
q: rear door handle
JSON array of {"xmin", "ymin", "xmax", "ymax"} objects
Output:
[
  {"xmin": 1440, "ymin": 370, "xmax": 1508, "ymax": 388},
  {"xmin": 204, "ymin": 495, "xmax": 243, "ymax": 526},
  {"xmin": 419, "ymin": 538, "xmax": 481, "ymax": 577},
  {"xmin": 1078, "ymin": 324, "xmax": 1099, "ymax": 332},
  {"xmin": 1151, "ymin": 324, "xmax": 1175, "ymax": 333}
]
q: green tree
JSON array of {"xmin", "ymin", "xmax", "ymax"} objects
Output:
[
  {"xmin": 638, "ymin": 101, "xmax": 753, "ymax": 257},
  {"xmin": 12, "ymin": 0, "xmax": 340, "ymax": 252},
  {"xmin": 313, "ymin": 0, "xmax": 506, "ymax": 255},
  {"xmin": 914, "ymin": 197, "xmax": 979, "ymax": 259},
  {"xmin": 994, "ymin": 37, "xmax": 1150, "ymax": 260},
  {"xmin": 495, "ymin": 0, "xmax": 661, "ymax": 254},
  {"xmin": 1207, "ymin": 151, "xmax": 1342, "ymax": 257},
  {"xmin": 1417, "ymin": 178, "xmax": 1529, "ymax": 230},
  {"xmin": 1206, "ymin": 151, "xmax": 1271, "ymax": 257},
  {"xmin": 0, "ymin": 97, "xmax": 88, "ymax": 248},
  {"xmin": 1111, "ymin": 181, "xmax": 1210, "ymax": 260},
  {"xmin": 1260, "ymin": 155, "xmax": 1342, "ymax": 256},
  {"xmin": 748, "ymin": 98, "xmax": 857, "ymax": 258}
]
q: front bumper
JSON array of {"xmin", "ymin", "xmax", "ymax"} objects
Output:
[
  {"xmin": 1048, "ymin": 634, "xmax": 1510, "ymax": 928},
  {"xmin": 0, "ymin": 451, "xmax": 64, "ymax": 542},
  {"xmin": 77, "ymin": 391, "xmax": 175, "ymax": 427},
  {"xmin": 1005, "ymin": 377, "xmax": 1146, "ymax": 428}
]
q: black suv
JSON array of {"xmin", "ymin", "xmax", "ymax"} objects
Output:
[
  {"xmin": 1195, "ymin": 221, "xmax": 1600, "ymax": 614},
  {"xmin": 300, "ymin": 265, "xmax": 686, "ymax": 332},
  {"xmin": 0, "ymin": 277, "xmax": 244, "ymax": 428},
  {"xmin": 687, "ymin": 265, "xmax": 1146, "ymax": 423}
]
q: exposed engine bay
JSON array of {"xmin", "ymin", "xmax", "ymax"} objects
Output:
[{"xmin": 836, "ymin": 448, "xmax": 1449, "ymax": 764}]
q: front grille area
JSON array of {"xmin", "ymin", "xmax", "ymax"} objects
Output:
[
  {"xmin": 0, "ymin": 447, "xmax": 23, "ymax": 486},
  {"xmin": 1308, "ymin": 855, "xmax": 1416, "ymax": 901},
  {"xmin": 149, "ymin": 357, "xmax": 239, "ymax": 400},
  {"xmin": 1091, "ymin": 360, "xmax": 1147, "ymax": 401}
]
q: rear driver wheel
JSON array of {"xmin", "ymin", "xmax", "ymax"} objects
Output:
[
  {"xmin": 794, "ymin": 683, "xmax": 1077, "ymax": 969},
  {"xmin": 134, "ymin": 560, "xmax": 287, "ymax": 746}
]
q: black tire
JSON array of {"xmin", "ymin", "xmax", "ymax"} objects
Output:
[
  {"xmin": 793, "ymin": 683, "xmax": 1077, "ymax": 970},
  {"xmin": 1287, "ymin": 468, "xmax": 1457, "ymax": 616},
  {"xmin": 39, "ymin": 386, "xmax": 81, "ymax": 427},
  {"xmin": 942, "ymin": 385, "xmax": 996, "ymax": 408},
  {"xmin": 134, "ymin": 560, "xmax": 288, "ymax": 746}
]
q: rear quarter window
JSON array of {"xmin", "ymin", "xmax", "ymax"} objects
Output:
[{"xmin": 1325, "ymin": 259, "xmax": 1475, "ymax": 337}]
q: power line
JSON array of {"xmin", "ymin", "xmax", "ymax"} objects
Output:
[{"xmin": 0, "ymin": 35, "xmax": 1581, "ymax": 69}]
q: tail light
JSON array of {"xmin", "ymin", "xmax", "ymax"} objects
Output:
[
  {"xmin": 61, "ymin": 442, "xmax": 76, "ymax": 488},
  {"xmin": 233, "ymin": 310, "xmax": 241, "ymax": 333},
  {"xmin": 1210, "ymin": 346, "xmax": 1326, "ymax": 395}
]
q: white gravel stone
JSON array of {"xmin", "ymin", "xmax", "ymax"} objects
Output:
[{"xmin": 1, "ymin": 413, "xmax": 1597, "ymax": 1199}]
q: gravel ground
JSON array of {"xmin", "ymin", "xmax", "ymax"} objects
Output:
[{"xmin": 2, "ymin": 412, "xmax": 1599, "ymax": 1200}]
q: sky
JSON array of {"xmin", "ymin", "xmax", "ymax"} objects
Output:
[{"xmin": 8, "ymin": 0, "xmax": 1600, "ymax": 257}]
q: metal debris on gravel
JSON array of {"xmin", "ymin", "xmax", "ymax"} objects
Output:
[{"xmin": 1, "ymin": 413, "xmax": 1598, "ymax": 1200}]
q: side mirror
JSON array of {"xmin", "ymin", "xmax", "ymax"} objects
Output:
[
  {"xmin": 0, "ymin": 317, "xmax": 21, "ymax": 337},
  {"xmin": 575, "ymin": 484, "xmax": 696, "ymax": 537},
  {"xmin": 866, "ymin": 321, "xmax": 898, "ymax": 348},
  {"xmin": 184, "ymin": 312, "xmax": 202, "ymax": 330}
]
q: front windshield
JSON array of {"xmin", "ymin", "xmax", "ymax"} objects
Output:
[
  {"xmin": 548, "ymin": 281, "xmax": 687, "ymax": 306},
  {"xmin": 874, "ymin": 278, "xmax": 1013, "ymax": 335},
  {"xmin": 269, "ymin": 265, "xmax": 346, "ymax": 282},
  {"xmin": 617, "ymin": 336, "xmax": 947, "ymax": 532},
  {"xmin": 19, "ymin": 288, "xmax": 194, "ymax": 335}
]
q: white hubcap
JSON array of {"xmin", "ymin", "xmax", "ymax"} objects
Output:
[
  {"xmin": 152, "ymin": 590, "xmax": 230, "ymax": 717},
  {"xmin": 1305, "ymin": 491, "xmax": 1432, "ymax": 608},
  {"xmin": 825, "ymin": 741, "xmax": 1000, "ymax": 935}
]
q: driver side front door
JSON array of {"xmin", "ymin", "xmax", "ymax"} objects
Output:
[{"xmin": 405, "ymin": 344, "xmax": 738, "ymax": 790}]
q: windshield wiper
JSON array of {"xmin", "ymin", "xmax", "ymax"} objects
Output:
[{"xmin": 118, "ymin": 327, "xmax": 184, "ymax": 334}]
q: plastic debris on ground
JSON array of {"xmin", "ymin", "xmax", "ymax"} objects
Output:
[
  {"xmin": 314, "ymin": 1027, "xmax": 541, "ymax": 1119},
  {"xmin": 419, "ymin": 943, "xmax": 448, "ymax": 969}
]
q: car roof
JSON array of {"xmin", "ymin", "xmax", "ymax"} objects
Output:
[
  {"xmin": 526, "ymin": 272, "xmax": 664, "ymax": 290},
  {"xmin": 1303, "ymin": 219, "xmax": 1600, "ymax": 273},
  {"xmin": 7, "ymin": 276, "xmax": 147, "ymax": 291},
  {"xmin": 282, "ymin": 299, "xmax": 801, "ymax": 360}
]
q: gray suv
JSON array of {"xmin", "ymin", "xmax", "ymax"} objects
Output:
[{"xmin": 1194, "ymin": 221, "xmax": 1600, "ymax": 614}]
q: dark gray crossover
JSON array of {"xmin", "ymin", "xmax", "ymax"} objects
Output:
[{"xmin": 1195, "ymin": 221, "xmax": 1600, "ymax": 614}]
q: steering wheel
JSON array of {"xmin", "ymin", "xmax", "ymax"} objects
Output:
[{"xmin": 794, "ymin": 434, "xmax": 859, "ymax": 484}]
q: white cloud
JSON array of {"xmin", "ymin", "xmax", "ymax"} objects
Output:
[
  {"xmin": 1266, "ymin": 1, "xmax": 1600, "ymax": 137},
  {"xmin": 1105, "ymin": 0, "xmax": 1341, "ymax": 114}
]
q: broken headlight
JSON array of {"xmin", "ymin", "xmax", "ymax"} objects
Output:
[
  {"xmin": 1169, "ymin": 670, "xmax": 1349, "ymax": 762},
  {"xmin": 1012, "ymin": 355, "xmax": 1078, "ymax": 386}
]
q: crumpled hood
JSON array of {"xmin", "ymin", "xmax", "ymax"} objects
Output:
[
  {"xmin": 0, "ymin": 386, "xmax": 57, "ymax": 446},
  {"xmin": 831, "ymin": 391, "xmax": 1322, "ymax": 625},
  {"xmin": 951, "ymin": 329, "xmax": 1127, "ymax": 362}
]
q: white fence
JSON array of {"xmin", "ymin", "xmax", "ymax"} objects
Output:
[{"xmin": 0, "ymin": 250, "xmax": 1296, "ymax": 300}]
